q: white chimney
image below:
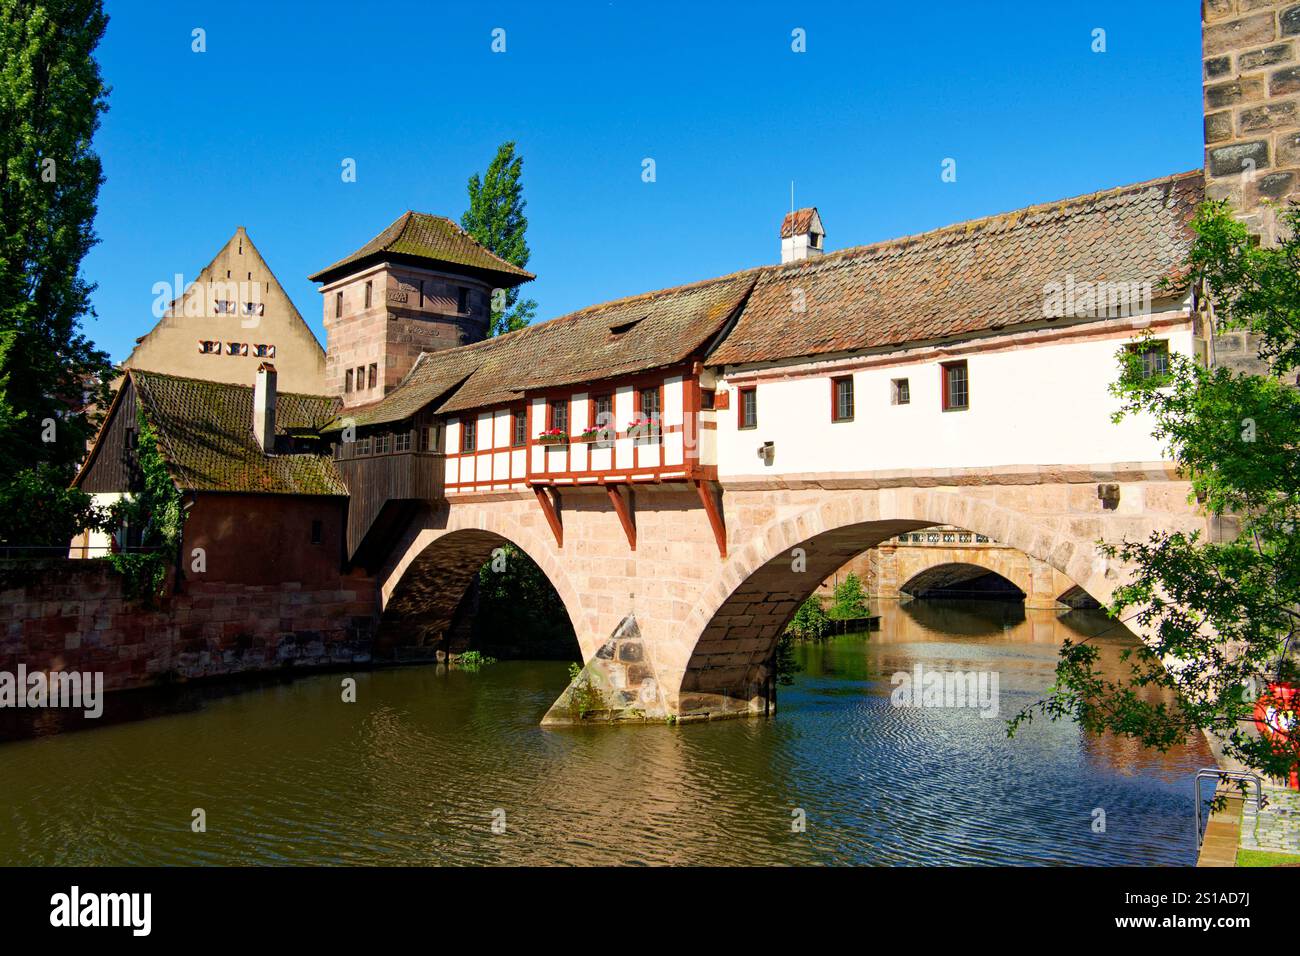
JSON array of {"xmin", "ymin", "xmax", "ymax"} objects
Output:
[
  {"xmin": 781, "ymin": 207, "xmax": 826, "ymax": 264},
  {"xmin": 254, "ymin": 362, "xmax": 277, "ymax": 453}
]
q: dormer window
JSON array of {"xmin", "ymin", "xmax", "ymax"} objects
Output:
[{"xmin": 609, "ymin": 317, "xmax": 644, "ymax": 337}]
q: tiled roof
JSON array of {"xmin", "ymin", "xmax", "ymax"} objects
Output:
[
  {"xmin": 781, "ymin": 207, "xmax": 821, "ymax": 238},
  {"xmin": 131, "ymin": 370, "xmax": 346, "ymax": 495},
  {"xmin": 710, "ymin": 170, "xmax": 1203, "ymax": 367},
  {"xmin": 308, "ymin": 211, "xmax": 535, "ymax": 284},
  {"xmin": 327, "ymin": 270, "xmax": 758, "ymax": 428}
]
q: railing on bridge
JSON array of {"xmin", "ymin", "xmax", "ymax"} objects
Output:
[{"xmin": 893, "ymin": 526, "xmax": 992, "ymax": 547}]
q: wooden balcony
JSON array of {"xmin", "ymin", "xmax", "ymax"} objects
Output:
[{"xmin": 336, "ymin": 449, "xmax": 444, "ymax": 561}]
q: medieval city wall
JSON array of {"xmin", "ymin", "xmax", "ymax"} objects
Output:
[{"xmin": 0, "ymin": 559, "xmax": 377, "ymax": 693}]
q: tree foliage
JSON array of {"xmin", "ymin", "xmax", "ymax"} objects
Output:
[
  {"xmin": 0, "ymin": 0, "xmax": 113, "ymax": 540},
  {"xmin": 830, "ymin": 572, "xmax": 869, "ymax": 620},
  {"xmin": 1010, "ymin": 201, "xmax": 1300, "ymax": 781},
  {"xmin": 475, "ymin": 543, "xmax": 575, "ymax": 651},
  {"xmin": 460, "ymin": 141, "xmax": 538, "ymax": 336},
  {"xmin": 105, "ymin": 411, "xmax": 184, "ymax": 601},
  {"xmin": 786, "ymin": 596, "xmax": 830, "ymax": 640}
]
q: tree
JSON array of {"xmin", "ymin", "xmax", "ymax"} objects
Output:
[
  {"xmin": 1010, "ymin": 201, "xmax": 1300, "ymax": 783},
  {"xmin": 786, "ymin": 596, "xmax": 830, "ymax": 640},
  {"xmin": 0, "ymin": 0, "xmax": 113, "ymax": 542},
  {"xmin": 830, "ymin": 572, "xmax": 869, "ymax": 620},
  {"xmin": 460, "ymin": 141, "xmax": 538, "ymax": 336}
]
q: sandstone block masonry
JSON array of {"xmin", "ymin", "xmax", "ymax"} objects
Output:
[
  {"xmin": 1203, "ymin": 2, "xmax": 1300, "ymax": 376},
  {"xmin": 0, "ymin": 560, "xmax": 378, "ymax": 693}
]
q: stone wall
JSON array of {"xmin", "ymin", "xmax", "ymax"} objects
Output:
[
  {"xmin": 0, "ymin": 559, "xmax": 378, "ymax": 693},
  {"xmin": 1203, "ymin": 1, "xmax": 1300, "ymax": 375}
]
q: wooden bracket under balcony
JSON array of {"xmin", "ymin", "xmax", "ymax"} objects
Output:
[
  {"xmin": 534, "ymin": 486, "xmax": 563, "ymax": 548},
  {"xmin": 694, "ymin": 479, "xmax": 726, "ymax": 558},
  {"xmin": 606, "ymin": 484, "xmax": 636, "ymax": 551}
]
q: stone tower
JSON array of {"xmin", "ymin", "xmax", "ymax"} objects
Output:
[
  {"xmin": 309, "ymin": 212, "xmax": 534, "ymax": 406},
  {"xmin": 1201, "ymin": 0, "xmax": 1300, "ymax": 372}
]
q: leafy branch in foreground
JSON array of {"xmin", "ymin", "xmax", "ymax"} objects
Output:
[{"xmin": 1009, "ymin": 201, "xmax": 1300, "ymax": 782}]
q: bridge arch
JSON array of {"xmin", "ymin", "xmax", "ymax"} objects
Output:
[
  {"xmin": 377, "ymin": 504, "xmax": 596, "ymax": 660},
  {"xmin": 898, "ymin": 561, "xmax": 1027, "ymax": 600},
  {"xmin": 670, "ymin": 488, "xmax": 1120, "ymax": 718}
]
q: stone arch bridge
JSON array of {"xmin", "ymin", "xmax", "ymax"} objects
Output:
[{"xmin": 376, "ymin": 467, "xmax": 1204, "ymax": 724}]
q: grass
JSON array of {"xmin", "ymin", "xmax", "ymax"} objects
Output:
[{"xmin": 1236, "ymin": 848, "xmax": 1300, "ymax": 867}]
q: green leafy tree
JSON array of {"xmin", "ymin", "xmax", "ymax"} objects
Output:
[
  {"xmin": 1010, "ymin": 201, "xmax": 1300, "ymax": 782},
  {"xmin": 0, "ymin": 0, "xmax": 113, "ymax": 542},
  {"xmin": 830, "ymin": 572, "xmax": 869, "ymax": 620},
  {"xmin": 460, "ymin": 141, "xmax": 538, "ymax": 336},
  {"xmin": 786, "ymin": 596, "xmax": 830, "ymax": 640},
  {"xmin": 475, "ymin": 543, "xmax": 575, "ymax": 653}
]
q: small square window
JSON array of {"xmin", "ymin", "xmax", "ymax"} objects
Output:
[
  {"xmin": 700, "ymin": 389, "xmax": 716, "ymax": 410},
  {"xmin": 638, "ymin": 386, "xmax": 660, "ymax": 422},
  {"xmin": 738, "ymin": 387, "xmax": 757, "ymax": 429},
  {"xmin": 891, "ymin": 378, "xmax": 910, "ymax": 405},
  {"xmin": 832, "ymin": 376, "xmax": 854, "ymax": 422},
  {"xmin": 1125, "ymin": 340, "xmax": 1171, "ymax": 381},
  {"xmin": 394, "ymin": 430, "xmax": 411, "ymax": 453},
  {"xmin": 941, "ymin": 361, "xmax": 969, "ymax": 411},
  {"xmin": 549, "ymin": 399, "xmax": 568, "ymax": 435},
  {"xmin": 512, "ymin": 408, "xmax": 527, "ymax": 447}
]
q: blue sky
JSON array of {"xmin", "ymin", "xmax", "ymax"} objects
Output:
[{"xmin": 84, "ymin": 0, "xmax": 1203, "ymax": 363}]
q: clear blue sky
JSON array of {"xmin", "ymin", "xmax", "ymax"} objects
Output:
[{"xmin": 84, "ymin": 0, "xmax": 1203, "ymax": 363}]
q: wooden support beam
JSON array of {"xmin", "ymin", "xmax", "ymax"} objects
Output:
[
  {"xmin": 534, "ymin": 486, "xmax": 563, "ymax": 548},
  {"xmin": 607, "ymin": 484, "xmax": 636, "ymax": 551},
  {"xmin": 694, "ymin": 479, "xmax": 726, "ymax": 558}
]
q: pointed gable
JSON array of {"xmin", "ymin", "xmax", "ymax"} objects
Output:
[{"xmin": 121, "ymin": 227, "xmax": 327, "ymax": 394}]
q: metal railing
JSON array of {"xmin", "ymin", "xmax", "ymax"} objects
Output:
[{"xmin": 1194, "ymin": 768, "xmax": 1262, "ymax": 847}]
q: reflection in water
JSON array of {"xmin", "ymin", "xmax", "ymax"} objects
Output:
[{"xmin": 0, "ymin": 600, "xmax": 1211, "ymax": 865}]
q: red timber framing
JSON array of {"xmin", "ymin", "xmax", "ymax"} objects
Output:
[
  {"xmin": 440, "ymin": 401, "xmax": 531, "ymax": 493},
  {"xmin": 441, "ymin": 362, "xmax": 726, "ymax": 553},
  {"xmin": 534, "ymin": 486, "xmax": 563, "ymax": 547},
  {"xmin": 606, "ymin": 484, "xmax": 636, "ymax": 550},
  {"xmin": 694, "ymin": 479, "xmax": 726, "ymax": 558},
  {"xmin": 523, "ymin": 364, "xmax": 702, "ymax": 488}
]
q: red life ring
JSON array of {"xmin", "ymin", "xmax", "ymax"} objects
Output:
[{"xmin": 1254, "ymin": 682, "xmax": 1299, "ymax": 790}]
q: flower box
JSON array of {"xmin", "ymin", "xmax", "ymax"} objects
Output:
[
  {"xmin": 537, "ymin": 429, "xmax": 569, "ymax": 446},
  {"xmin": 628, "ymin": 418, "xmax": 661, "ymax": 444}
]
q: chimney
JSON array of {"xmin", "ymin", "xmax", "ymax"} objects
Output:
[
  {"xmin": 781, "ymin": 207, "xmax": 825, "ymax": 264},
  {"xmin": 254, "ymin": 362, "xmax": 277, "ymax": 453}
]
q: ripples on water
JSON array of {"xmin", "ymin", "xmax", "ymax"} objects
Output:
[{"xmin": 0, "ymin": 600, "xmax": 1211, "ymax": 866}]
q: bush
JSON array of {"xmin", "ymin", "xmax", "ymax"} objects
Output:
[
  {"xmin": 786, "ymin": 596, "xmax": 830, "ymax": 640},
  {"xmin": 830, "ymin": 572, "xmax": 869, "ymax": 619},
  {"xmin": 0, "ymin": 466, "xmax": 107, "ymax": 548}
]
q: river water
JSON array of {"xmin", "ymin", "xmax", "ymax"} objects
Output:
[{"xmin": 0, "ymin": 599, "xmax": 1211, "ymax": 865}]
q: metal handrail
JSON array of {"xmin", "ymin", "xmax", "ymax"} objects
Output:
[{"xmin": 1194, "ymin": 768, "xmax": 1262, "ymax": 846}]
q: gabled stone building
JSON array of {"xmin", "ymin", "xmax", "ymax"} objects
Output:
[{"xmin": 121, "ymin": 227, "xmax": 327, "ymax": 394}]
